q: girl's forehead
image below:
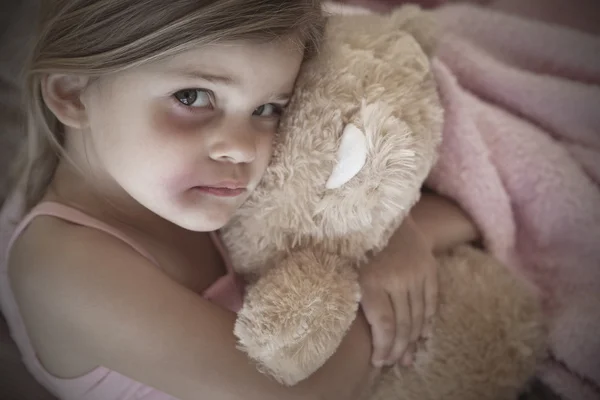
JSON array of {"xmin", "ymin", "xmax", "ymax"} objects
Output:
[
  {"xmin": 138, "ymin": 39, "xmax": 304, "ymax": 88},
  {"xmin": 162, "ymin": 39, "xmax": 302, "ymax": 69}
]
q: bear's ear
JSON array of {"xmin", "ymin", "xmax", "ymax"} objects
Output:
[{"xmin": 325, "ymin": 123, "xmax": 368, "ymax": 189}]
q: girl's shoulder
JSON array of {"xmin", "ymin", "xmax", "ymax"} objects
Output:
[
  {"xmin": 8, "ymin": 215, "xmax": 159, "ymax": 378},
  {"xmin": 9, "ymin": 207, "xmax": 151, "ymax": 280}
]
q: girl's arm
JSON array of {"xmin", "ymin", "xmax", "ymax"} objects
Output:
[
  {"xmin": 409, "ymin": 191, "xmax": 480, "ymax": 253},
  {"xmin": 9, "ymin": 192, "xmax": 476, "ymax": 400},
  {"xmin": 9, "ymin": 225, "xmax": 376, "ymax": 400}
]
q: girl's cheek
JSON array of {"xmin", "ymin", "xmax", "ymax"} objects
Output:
[
  {"xmin": 143, "ymin": 107, "xmax": 204, "ymax": 186},
  {"xmin": 151, "ymin": 100, "xmax": 209, "ymax": 137},
  {"xmin": 154, "ymin": 110, "xmax": 196, "ymax": 137}
]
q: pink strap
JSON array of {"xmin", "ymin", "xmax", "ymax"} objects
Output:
[
  {"xmin": 14, "ymin": 202, "xmax": 160, "ymax": 266},
  {"xmin": 9, "ymin": 201, "xmax": 234, "ymax": 274}
]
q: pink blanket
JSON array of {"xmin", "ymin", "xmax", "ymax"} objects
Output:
[{"xmin": 425, "ymin": 4, "xmax": 600, "ymax": 399}]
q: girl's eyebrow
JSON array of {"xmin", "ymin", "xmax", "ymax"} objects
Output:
[
  {"xmin": 273, "ymin": 93, "xmax": 291, "ymax": 103},
  {"xmin": 166, "ymin": 67, "xmax": 238, "ymax": 85}
]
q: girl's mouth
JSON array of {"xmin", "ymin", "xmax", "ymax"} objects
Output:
[{"xmin": 193, "ymin": 186, "xmax": 247, "ymax": 197}]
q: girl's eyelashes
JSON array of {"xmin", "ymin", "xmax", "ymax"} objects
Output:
[
  {"xmin": 173, "ymin": 88, "xmax": 213, "ymax": 108},
  {"xmin": 253, "ymin": 103, "xmax": 285, "ymax": 118}
]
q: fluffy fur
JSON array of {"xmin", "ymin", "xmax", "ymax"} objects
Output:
[
  {"xmin": 368, "ymin": 245, "xmax": 545, "ymax": 400},
  {"xmin": 221, "ymin": 6, "xmax": 546, "ymax": 399}
]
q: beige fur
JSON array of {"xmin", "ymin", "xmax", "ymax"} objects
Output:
[
  {"xmin": 221, "ymin": 6, "xmax": 546, "ymax": 398},
  {"xmin": 367, "ymin": 246, "xmax": 545, "ymax": 400}
]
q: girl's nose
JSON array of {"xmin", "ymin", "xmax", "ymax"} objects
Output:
[{"xmin": 208, "ymin": 124, "xmax": 257, "ymax": 164}]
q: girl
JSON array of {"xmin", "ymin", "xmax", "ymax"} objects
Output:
[{"xmin": 0, "ymin": 1, "xmax": 478, "ymax": 399}]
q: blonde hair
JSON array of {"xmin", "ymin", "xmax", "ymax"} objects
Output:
[{"xmin": 15, "ymin": 0, "xmax": 324, "ymax": 210}]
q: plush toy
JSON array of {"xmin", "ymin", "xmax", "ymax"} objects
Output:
[{"xmin": 221, "ymin": 6, "xmax": 546, "ymax": 399}]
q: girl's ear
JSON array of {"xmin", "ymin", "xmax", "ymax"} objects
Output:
[{"xmin": 41, "ymin": 74, "xmax": 90, "ymax": 129}]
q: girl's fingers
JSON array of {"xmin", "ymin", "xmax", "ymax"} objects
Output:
[
  {"xmin": 361, "ymin": 288, "xmax": 396, "ymax": 366},
  {"xmin": 424, "ymin": 267, "xmax": 439, "ymax": 329},
  {"xmin": 385, "ymin": 288, "xmax": 411, "ymax": 365},
  {"xmin": 408, "ymin": 282, "xmax": 425, "ymax": 343},
  {"xmin": 401, "ymin": 342, "xmax": 417, "ymax": 366}
]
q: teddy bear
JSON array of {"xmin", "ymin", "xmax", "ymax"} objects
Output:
[{"xmin": 220, "ymin": 6, "xmax": 546, "ymax": 399}]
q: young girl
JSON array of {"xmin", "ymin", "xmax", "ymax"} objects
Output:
[{"xmin": 0, "ymin": 1, "xmax": 478, "ymax": 399}]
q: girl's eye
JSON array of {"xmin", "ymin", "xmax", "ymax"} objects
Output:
[
  {"xmin": 253, "ymin": 103, "xmax": 283, "ymax": 118},
  {"xmin": 174, "ymin": 89, "xmax": 212, "ymax": 108}
]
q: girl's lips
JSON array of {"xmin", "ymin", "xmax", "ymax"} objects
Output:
[{"xmin": 193, "ymin": 186, "xmax": 247, "ymax": 197}]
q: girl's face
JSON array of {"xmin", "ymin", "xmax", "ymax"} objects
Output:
[{"xmin": 78, "ymin": 39, "xmax": 304, "ymax": 231}]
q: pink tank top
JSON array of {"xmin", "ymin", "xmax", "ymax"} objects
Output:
[{"xmin": 0, "ymin": 194, "xmax": 245, "ymax": 400}]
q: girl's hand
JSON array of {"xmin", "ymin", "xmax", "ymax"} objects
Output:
[{"xmin": 358, "ymin": 215, "xmax": 439, "ymax": 368}]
